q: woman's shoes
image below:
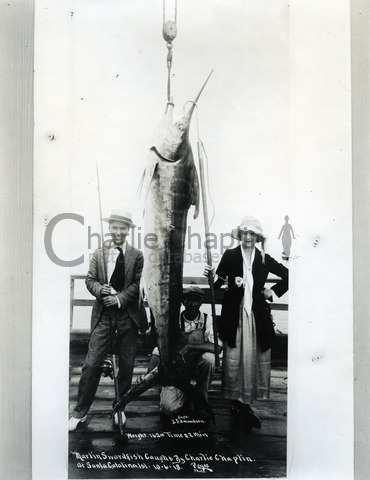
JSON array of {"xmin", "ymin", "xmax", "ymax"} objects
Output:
[
  {"xmin": 230, "ymin": 401, "xmax": 261, "ymax": 429},
  {"xmin": 229, "ymin": 400, "xmax": 242, "ymax": 415},
  {"xmin": 241, "ymin": 404, "xmax": 261, "ymax": 430}
]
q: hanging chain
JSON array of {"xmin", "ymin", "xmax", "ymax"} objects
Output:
[{"xmin": 162, "ymin": 0, "xmax": 177, "ymax": 102}]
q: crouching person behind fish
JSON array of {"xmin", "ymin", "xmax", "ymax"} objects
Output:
[
  {"xmin": 68, "ymin": 210, "xmax": 148, "ymax": 431},
  {"xmin": 147, "ymin": 286, "xmax": 222, "ymax": 419}
]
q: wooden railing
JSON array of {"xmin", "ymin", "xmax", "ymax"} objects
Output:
[
  {"xmin": 70, "ymin": 275, "xmax": 288, "ymax": 329},
  {"xmin": 70, "ymin": 275, "xmax": 288, "ymax": 364}
]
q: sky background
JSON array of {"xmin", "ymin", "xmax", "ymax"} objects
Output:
[{"xmin": 35, "ymin": 0, "xmax": 292, "ymax": 278}]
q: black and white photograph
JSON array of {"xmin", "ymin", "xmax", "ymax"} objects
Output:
[{"xmin": 16, "ymin": 0, "xmax": 356, "ymax": 478}]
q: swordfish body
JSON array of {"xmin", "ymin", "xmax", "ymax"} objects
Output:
[
  {"xmin": 112, "ymin": 74, "xmax": 215, "ymax": 421},
  {"xmin": 142, "ymin": 98, "xmax": 200, "ymax": 375},
  {"xmin": 142, "ymin": 72, "xmax": 213, "ymax": 376}
]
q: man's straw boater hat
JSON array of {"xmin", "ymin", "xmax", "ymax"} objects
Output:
[{"xmin": 103, "ymin": 209, "xmax": 136, "ymax": 228}]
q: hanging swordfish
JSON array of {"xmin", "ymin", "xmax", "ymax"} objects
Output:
[{"xmin": 112, "ymin": 72, "xmax": 214, "ymax": 420}]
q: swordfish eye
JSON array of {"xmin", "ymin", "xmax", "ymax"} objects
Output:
[{"xmin": 177, "ymin": 123, "xmax": 186, "ymax": 131}]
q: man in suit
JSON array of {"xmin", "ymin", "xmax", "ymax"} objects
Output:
[{"xmin": 68, "ymin": 209, "xmax": 148, "ymax": 431}]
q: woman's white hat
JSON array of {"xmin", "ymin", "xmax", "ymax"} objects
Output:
[
  {"xmin": 103, "ymin": 209, "xmax": 136, "ymax": 227},
  {"xmin": 231, "ymin": 215, "xmax": 266, "ymax": 242}
]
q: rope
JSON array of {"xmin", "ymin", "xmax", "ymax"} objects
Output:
[
  {"xmin": 184, "ymin": 102, "xmax": 216, "ymax": 227},
  {"xmin": 195, "ymin": 108, "xmax": 216, "ymax": 228},
  {"xmin": 166, "ymin": 44, "xmax": 173, "ymax": 102},
  {"xmin": 162, "ymin": 0, "xmax": 177, "ymax": 101},
  {"xmin": 163, "ymin": 0, "xmax": 177, "ymax": 32},
  {"xmin": 200, "ymin": 139, "xmax": 216, "ymax": 227}
]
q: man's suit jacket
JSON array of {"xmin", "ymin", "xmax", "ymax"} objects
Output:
[
  {"xmin": 86, "ymin": 243, "xmax": 148, "ymax": 333},
  {"xmin": 214, "ymin": 246, "xmax": 288, "ymax": 351}
]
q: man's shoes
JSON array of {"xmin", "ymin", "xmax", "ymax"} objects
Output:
[
  {"xmin": 68, "ymin": 415, "xmax": 87, "ymax": 432},
  {"xmin": 113, "ymin": 410, "xmax": 126, "ymax": 427}
]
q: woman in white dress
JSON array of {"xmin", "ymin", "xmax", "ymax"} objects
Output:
[{"xmin": 204, "ymin": 216, "xmax": 288, "ymax": 429}]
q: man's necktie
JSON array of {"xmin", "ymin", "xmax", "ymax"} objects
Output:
[{"xmin": 109, "ymin": 247, "xmax": 125, "ymax": 292}]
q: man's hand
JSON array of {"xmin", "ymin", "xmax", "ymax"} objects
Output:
[
  {"xmin": 203, "ymin": 264, "xmax": 214, "ymax": 278},
  {"xmin": 175, "ymin": 344, "xmax": 190, "ymax": 366},
  {"xmin": 101, "ymin": 284, "xmax": 112, "ymax": 297},
  {"xmin": 103, "ymin": 295, "xmax": 118, "ymax": 307}
]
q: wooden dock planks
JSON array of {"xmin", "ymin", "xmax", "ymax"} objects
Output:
[{"xmin": 68, "ymin": 354, "xmax": 287, "ymax": 479}]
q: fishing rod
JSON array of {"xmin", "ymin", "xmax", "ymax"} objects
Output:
[
  {"xmin": 96, "ymin": 161, "xmax": 107, "ymax": 281},
  {"xmin": 195, "ymin": 114, "xmax": 220, "ymax": 368},
  {"xmin": 96, "ymin": 160, "xmax": 125, "ymax": 436}
]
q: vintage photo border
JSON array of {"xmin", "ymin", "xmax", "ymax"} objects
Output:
[{"xmin": 2, "ymin": 0, "xmax": 369, "ymax": 479}]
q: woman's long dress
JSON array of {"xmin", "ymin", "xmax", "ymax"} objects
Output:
[
  {"xmin": 222, "ymin": 305, "xmax": 271, "ymax": 403},
  {"xmin": 222, "ymin": 248, "xmax": 271, "ymax": 404}
]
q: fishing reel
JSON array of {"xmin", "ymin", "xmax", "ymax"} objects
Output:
[{"xmin": 100, "ymin": 357, "xmax": 114, "ymax": 379}]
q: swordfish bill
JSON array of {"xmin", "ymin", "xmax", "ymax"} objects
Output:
[{"xmin": 142, "ymin": 71, "xmax": 213, "ymax": 378}]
